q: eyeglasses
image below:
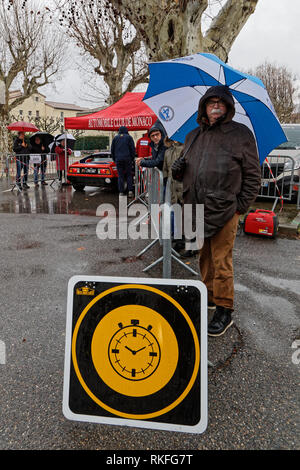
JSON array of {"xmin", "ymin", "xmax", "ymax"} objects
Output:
[
  {"xmin": 206, "ymin": 99, "xmax": 226, "ymax": 107},
  {"xmin": 150, "ymin": 132, "xmax": 161, "ymax": 138}
]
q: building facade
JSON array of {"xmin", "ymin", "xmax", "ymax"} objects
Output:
[{"xmin": 9, "ymin": 90, "xmax": 89, "ymax": 126}]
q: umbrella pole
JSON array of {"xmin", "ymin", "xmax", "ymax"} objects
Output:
[{"xmin": 64, "ymin": 131, "xmax": 67, "ymax": 184}]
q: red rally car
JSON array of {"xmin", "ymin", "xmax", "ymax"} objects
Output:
[{"xmin": 67, "ymin": 151, "xmax": 119, "ymax": 191}]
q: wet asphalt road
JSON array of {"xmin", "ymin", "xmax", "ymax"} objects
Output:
[{"xmin": 0, "ymin": 182, "xmax": 299, "ymax": 450}]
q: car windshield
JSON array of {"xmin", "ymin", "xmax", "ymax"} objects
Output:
[
  {"xmin": 84, "ymin": 155, "xmax": 111, "ymax": 163},
  {"xmin": 91, "ymin": 156, "xmax": 110, "ymax": 162},
  {"xmin": 277, "ymin": 126, "xmax": 300, "ymax": 149}
]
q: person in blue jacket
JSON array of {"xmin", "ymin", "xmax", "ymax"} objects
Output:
[
  {"xmin": 136, "ymin": 121, "xmax": 167, "ymax": 171},
  {"xmin": 111, "ymin": 126, "xmax": 136, "ymax": 196}
]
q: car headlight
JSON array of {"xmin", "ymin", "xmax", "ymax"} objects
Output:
[{"xmin": 284, "ymin": 156, "xmax": 300, "ymax": 171}]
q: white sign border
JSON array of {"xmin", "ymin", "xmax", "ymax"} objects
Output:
[{"xmin": 63, "ymin": 275, "xmax": 208, "ymax": 434}]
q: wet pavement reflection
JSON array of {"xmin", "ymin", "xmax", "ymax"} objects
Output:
[{"xmin": 0, "ymin": 180, "xmax": 120, "ymax": 217}]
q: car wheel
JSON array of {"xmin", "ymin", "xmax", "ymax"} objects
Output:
[{"xmin": 72, "ymin": 183, "xmax": 85, "ymax": 191}]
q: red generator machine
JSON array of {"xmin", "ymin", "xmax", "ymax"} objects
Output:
[{"xmin": 243, "ymin": 209, "xmax": 278, "ymax": 239}]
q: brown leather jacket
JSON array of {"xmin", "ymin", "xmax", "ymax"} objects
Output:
[{"xmin": 181, "ymin": 86, "xmax": 261, "ymax": 238}]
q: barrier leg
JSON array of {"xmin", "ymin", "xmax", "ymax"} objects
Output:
[
  {"xmin": 137, "ymin": 237, "xmax": 159, "ymax": 258},
  {"xmin": 143, "ymin": 255, "xmax": 163, "ymax": 273}
]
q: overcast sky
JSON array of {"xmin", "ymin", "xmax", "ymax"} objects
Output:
[{"xmin": 44, "ymin": 0, "xmax": 300, "ymax": 108}]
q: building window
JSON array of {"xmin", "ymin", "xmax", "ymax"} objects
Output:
[
  {"xmin": 35, "ymin": 96, "xmax": 39, "ymax": 102},
  {"xmin": 36, "ymin": 110, "xmax": 40, "ymax": 117},
  {"xmin": 19, "ymin": 110, "xmax": 23, "ymax": 116},
  {"xmin": 28, "ymin": 111, "xmax": 32, "ymax": 117},
  {"xmin": 60, "ymin": 111, "xmax": 64, "ymax": 121}
]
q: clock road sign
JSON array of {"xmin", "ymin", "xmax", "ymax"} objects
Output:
[{"xmin": 63, "ymin": 275, "xmax": 207, "ymax": 434}]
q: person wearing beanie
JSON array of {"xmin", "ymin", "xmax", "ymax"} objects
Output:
[{"xmin": 172, "ymin": 85, "xmax": 261, "ymax": 337}]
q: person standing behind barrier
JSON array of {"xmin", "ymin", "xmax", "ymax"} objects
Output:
[
  {"xmin": 55, "ymin": 140, "xmax": 71, "ymax": 185},
  {"xmin": 136, "ymin": 132, "xmax": 152, "ymax": 159},
  {"xmin": 163, "ymin": 137, "xmax": 184, "ymax": 241},
  {"xmin": 136, "ymin": 122, "xmax": 166, "ymax": 171},
  {"xmin": 163, "ymin": 137, "xmax": 183, "ymax": 204},
  {"xmin": 30, "ymin": 136, "xmax": 48, "ymax": 187},
  {"xmin": 13, "ymin": 131, "xmax": 30, "ymax": 190},
  {"xmin": 111, "ymin": 126, "xmax": 135, "ymax": 197}
]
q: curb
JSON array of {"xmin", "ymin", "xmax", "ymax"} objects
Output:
[
  {"xmin": 278, "ymin": 211, "xmax": 300, "ymax": 235},
  {"xmin": 278, "ymin": 223, "xmax": 300, "ymax": 235}
]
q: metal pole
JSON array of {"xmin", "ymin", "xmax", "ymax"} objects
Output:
[
  {"xmin": 162, "ymin": 179, "xmax": 172, "ymax": 278},
  {"xmin": 64, "ymin": 131, "xmax": 67, "ymax": 184}
]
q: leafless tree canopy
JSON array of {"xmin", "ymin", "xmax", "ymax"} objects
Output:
[
  {"xmin": 0, "ymin": 0, "xmax": 66, "ymax": 120},
  {"xmin": 59, "ymin": 0, "xmax": 148, "ymax": 105},
  {"xmin": 249, "ymin": 62, "xmax": 298, "ymax": 123},
  {"xmin": 0, "ymin": 0, "xmax": 66, "ymax": 152},
  {"xmin": 55, "ymin": 0, "xmax": 259, "ymax": 105}
]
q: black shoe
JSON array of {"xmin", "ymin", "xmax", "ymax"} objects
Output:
[
  {"xmin": 173, "ymin": 239, "xmax": 185, "ymax": 251},
  {"xmin": 41, "ymin": 181, "xmax": 48, "ymax": 185},
  {"xmin": 208, "ymin": 306, "xmax": 233, "ymax": 337},
  {"xmin": 180, "ymin": 249, "xmax": 199, "ymax": 258},
  {"xmin": 16, "ymin": 184, "xmax": 22, "ymax": 191},
  {"xmin": 23, "ymin": 183, "xmax": 30, "ymax": 189},
  {"xmin": 35, "ymin": 183, "xmax": 39, "ymax": 188}
]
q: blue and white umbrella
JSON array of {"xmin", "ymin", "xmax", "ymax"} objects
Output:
[{"xmin": 143, "ymin": 53, "xmax": 287, "ymax": 164}]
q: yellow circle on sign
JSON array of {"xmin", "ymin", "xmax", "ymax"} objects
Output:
[
  {"xmin": 91, "ymin": 305, "xmax": 179, "ymax": 397},
  {"xmin": 72, "ymin": 284, "xmax": 200, "ymax": 420}
]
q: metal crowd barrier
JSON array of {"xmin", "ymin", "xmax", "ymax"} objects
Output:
[
  {"xmin": 4, "ymin": 153, "xmax": 74, "ymax": 191},
  {"xmin": 259, "ymin": 155, "xmax": 299, "ymax": 209},
  {"xmin": 131, "ymin": 165, "xmax": 198, "ymax": 278}
]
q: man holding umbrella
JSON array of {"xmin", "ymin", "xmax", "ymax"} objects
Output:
[{"xmin": 172, "ymin": 85, "xmax": 261, "ymax": 337}]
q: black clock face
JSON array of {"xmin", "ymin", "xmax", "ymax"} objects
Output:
[{"xmin": 108, "ymin": 321, "xmax": 161, "ymax": 381}]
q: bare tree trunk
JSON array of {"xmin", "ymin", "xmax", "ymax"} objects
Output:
[{"xmin": 111, "ymin": 0, "xmax": 259, "ymax": 62}]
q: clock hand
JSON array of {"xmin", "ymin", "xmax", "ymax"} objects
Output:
[
  {"xmin": 125, "ymin": 345, "xmax": 136, "ymax": 354},
  {"xmin": 134, "ymin": 346, "xmax": 146, "ymax": 354}
]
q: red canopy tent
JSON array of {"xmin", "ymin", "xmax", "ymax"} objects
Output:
[{"xmin": 64, "ymin": 92, "xmax": 157, "ymax": 131}]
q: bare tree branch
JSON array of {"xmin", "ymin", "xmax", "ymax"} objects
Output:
[
  {"xmin": 203, "ymin": 0, "xmax": 259, "ymax": 61},
  {"xmin": 59, "ymin": 0, "xmax": 148, "ymax": 104}
]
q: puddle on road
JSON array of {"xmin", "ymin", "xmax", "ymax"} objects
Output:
[
  {"xmin": 0, "ymin": 184, "xmax": 119, "ymax": 217},
  {"xmin": 256, "ymin": 273, "xmax": 300, "ymax": 296}
]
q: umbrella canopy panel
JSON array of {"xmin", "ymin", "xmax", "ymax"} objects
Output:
[
  {"xmin": 49, "ymin": 133, "xmax": 76, "ymax": 152},
  {"xmin": 64, "ymin": 92, "xmax": 157, "ymax": 131},
  {"xmin": 7, "ymin": 121, "xmax": 40, "ymax": 133},
  {"xmin": 29, "ymin": 132, "xmax": 54, "ymax": 148}
]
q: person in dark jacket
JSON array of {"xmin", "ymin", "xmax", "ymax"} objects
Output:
[
  {"xmin": 13, "ymin": 132, "xmax": 30, "ymax": 190},
  {"xmin": 172, "ymin": 85, "xmax": 261, "ymax": 337},
  {"xmin": 136, "ymin": 121, "xmax": 166, "ymax": 171},
  {"xmin": 30, "ymin": 136, "xmax": 48, "ymax": 187},
  {"xmin": 111, "ymin": 126, "xmax": 135, "ymax": 196}
]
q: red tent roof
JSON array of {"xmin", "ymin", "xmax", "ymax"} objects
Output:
[{"xmin": 64, "ymin": 92, "xmax": 157, "ymax": 131}]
